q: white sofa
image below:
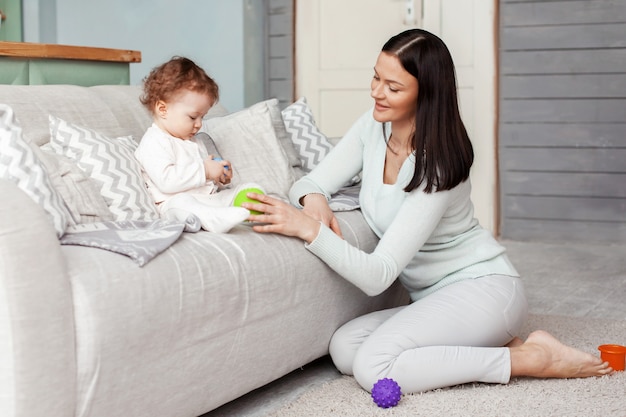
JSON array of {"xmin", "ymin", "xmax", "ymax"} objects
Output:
[{"xmin": 0, "ymin": 85, "xmax": 408, "ymax": 417}]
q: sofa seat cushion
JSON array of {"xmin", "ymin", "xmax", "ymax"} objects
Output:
[{"xmin": 63, "ymin": 210, "xmax": 406, "ymax": 416}]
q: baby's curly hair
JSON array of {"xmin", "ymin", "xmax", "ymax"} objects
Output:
[{"xmin": 140, "ymin": 56, "xmax": 219, "ymax": 114}]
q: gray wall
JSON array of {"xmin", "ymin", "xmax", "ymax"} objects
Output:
[
  {"xmin": 265, "ymin": 0, "xmax": 294, "ymax": 109},
  {"xmin": 245, "ymin": 0, "xmax": 294, "ymax": 109},
  {"xmin": 498, "ymin": 0, "xmax": 626, "ymax": 243},
  {"xmin": 22, "ymin": 0, "xmax": 267, "ymax": 112}
]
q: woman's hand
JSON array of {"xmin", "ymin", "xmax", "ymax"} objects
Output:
[
  {"xmin": 300, "ymin": 193, "xmax": 343, "ymax": 238},
  {"xmin": 242, "ymin": 193, "xmax": 322, "ymax": 243},
  {"xmin": 204, "ymin": 156, "xmax": 233, "ymax": 185}
]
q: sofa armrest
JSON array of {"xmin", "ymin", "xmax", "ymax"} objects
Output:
[{"xmin": 0, "ymin": 180, "xmax": 76, "ymax": 417}]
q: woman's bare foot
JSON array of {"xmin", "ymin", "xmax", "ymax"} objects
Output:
[
  {"xmin": 510, "ymin": 330, "xmax": 613, "ymax": 378},
  {"xmin": 506, "ymin": 337, "xmax": 524, "ymax": 348}
]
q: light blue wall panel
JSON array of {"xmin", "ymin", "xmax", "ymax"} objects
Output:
[{"xmin": 47, "ymin": 0, "xmax": 248, "ymax": 112}]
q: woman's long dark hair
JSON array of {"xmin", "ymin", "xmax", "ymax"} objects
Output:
[{"xmin": 382, "ymin": 29, "xmax": 474, "ymax": 193}]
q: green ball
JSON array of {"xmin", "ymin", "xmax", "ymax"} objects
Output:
[{"xmin": 233, "ymin": 187, "xmax": 265, "ymax": 215}]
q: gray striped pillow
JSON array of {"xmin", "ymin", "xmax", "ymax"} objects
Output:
[
  {"xmin": 0, "ymin": 104, "xmax": 71, "ymax": 237},
  {"xmin": 48, "ymin": 115, "xmax": 158, "ymax": 222},
  {"xmin": 281, "ymin": 98, "xmax": 361, "ymax": 210},
  {"xmin": 281, "ymin": 97, "xmax": 333, "ymax": 172}
]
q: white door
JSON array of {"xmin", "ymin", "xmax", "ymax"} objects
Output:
[
  {"xmin": 295, "ymin": 0, "xmax": 422, "ymax": 138},
  {"xmin": 295, "ymin": 0, "xmax": 498, "ymax": 233}
]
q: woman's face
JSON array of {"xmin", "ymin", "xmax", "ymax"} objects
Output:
[{"xmin": 370, "ymin": 52, "xmax": 418, "ymax": 126}]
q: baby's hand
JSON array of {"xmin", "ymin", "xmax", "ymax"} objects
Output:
[{"xmin": 204, "ymin": 156, "xmax": 233, "ymax": 185}]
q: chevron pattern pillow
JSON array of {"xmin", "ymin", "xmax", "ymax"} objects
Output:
[
  {"xmin": 281, "ymin": 97, "xmax": 333, "ymax": 172},
  {"xmin": 34, "ymin": 147, "xmax": 113, "ymax": 225},
  {"xmin": 0, "ymin": 105, "xmax": 71, "ymax": 237},
  {"xmin": 281, "ymin": 98, "xmax": 362, "ymax": 211},
  {"xmin": 48, "ymin": 116, "xmax": 159, "ymax": 222}
]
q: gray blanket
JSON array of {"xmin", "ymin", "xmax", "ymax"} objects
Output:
[{"xmin": 60, "ymin": 220, "xmax": 185, "ymax": 266}]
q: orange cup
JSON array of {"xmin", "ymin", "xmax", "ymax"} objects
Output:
[{"xmin": 598, "ymin": 344, "xmax": 626, "ymax": 371}]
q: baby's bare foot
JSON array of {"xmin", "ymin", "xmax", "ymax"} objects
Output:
[{"xmin": 511, "ymin": 330, "xmax": 612, "ymax": 378}]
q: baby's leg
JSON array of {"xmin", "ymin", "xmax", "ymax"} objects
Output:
[
  {"xmin": 195, "ymin": 182, "xmax": 267, "ymax": 207},
  {"xmin": 162, "ymin": 206, "xmax": 202, "ymax": 232},
  {"xmin": 161, "ymin": 193, "xmax": 249, "ymax": 233}
]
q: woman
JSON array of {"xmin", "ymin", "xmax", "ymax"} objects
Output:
[{"xmin": 242, "ymin": 29, "xmax": 611, "ymax": 393}]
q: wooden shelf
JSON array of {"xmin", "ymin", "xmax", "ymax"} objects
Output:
[
  {"xmin": 0, "ymin": 41, "xmax": 141, "ymax": 63},
  {"xmin": 0, "ymin": 42, "xmax": 141, "ymax": 85}
]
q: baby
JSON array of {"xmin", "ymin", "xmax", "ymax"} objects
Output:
[{"xmin": 135, "ymin": 56, "xmax": 257, "ymax": 233}]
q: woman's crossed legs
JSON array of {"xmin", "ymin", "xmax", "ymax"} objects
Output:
[{"xmin": 329, "ymin": 275, "xmax": 611, "ymax": 394}]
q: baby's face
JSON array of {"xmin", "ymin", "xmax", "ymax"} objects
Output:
[{"xmin": 158, "ymin": 89, "xmax": 214, "ymax": 140}]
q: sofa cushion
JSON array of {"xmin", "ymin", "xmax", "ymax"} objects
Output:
[
  {"xmin": 47, "ymin": 115, "xmax": 159, "ymax": 222},
  {"xmin": 267, "ymin": 98, "xmax": 303, "ymax": 171},
  {"xmin": 0, "ymin": 85, "xmax": 149, "ymax": 147},
  {"xmin": 0, "ymin": 104, "xmax": 71, "ymax": 237},
  {"xmin": 202, "ymin": 99, "xmax": 296, "ymax": 199}
]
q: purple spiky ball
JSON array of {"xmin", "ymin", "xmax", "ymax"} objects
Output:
[{"xmin": 371, "ymin": 377, "xmax": 402, "ymax": 408}]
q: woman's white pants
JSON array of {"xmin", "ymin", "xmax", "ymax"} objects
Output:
[{"xmin": 329, "ymin": 275, "xmax": 528, "ymax": 393}]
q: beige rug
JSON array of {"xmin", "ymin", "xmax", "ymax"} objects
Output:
[{"xmin": 269, "ymin": 314, "xmax": 626, "ymax": 417}]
